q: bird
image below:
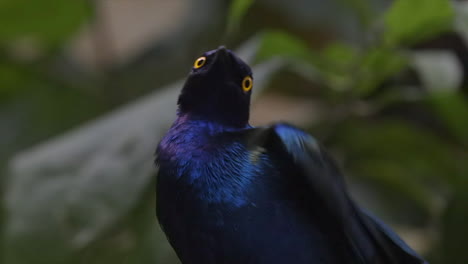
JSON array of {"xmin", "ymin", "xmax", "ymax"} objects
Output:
[{"xmin": 155, "ymin": 46, "xmax": 428, "ymax": 264}]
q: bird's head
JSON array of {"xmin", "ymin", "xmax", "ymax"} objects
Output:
[{"xmin": 177, "ymin": 46, "xmax": 253, "ymax": 128}]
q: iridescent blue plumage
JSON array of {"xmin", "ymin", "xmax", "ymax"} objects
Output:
[{"xmin": 155, "ymin": 47, "xmax": 428, "ymax": 264}]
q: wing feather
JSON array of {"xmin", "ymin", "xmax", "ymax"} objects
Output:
[{"xmin": 247, "ymin": 123, "xmax": 427, "ymax": 264}]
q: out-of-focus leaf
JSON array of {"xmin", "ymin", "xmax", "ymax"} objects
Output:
[
  {"xmin": 427, "ymin": 92, "xmax": 468, "ymax": 146},
  {"xmin": 3, "ymin": 39, "xmax": 283, "ymax": 264},
  {"xmin": 411, "ymin": 51, "xmax": 463, "ymax": 93},
  {"xmin": 353, "ymin": 158, "xmax": 435, "ymax": 215},
  {"xmin": 0, "ymin": 0, "xmax": 90, "ymax": 47},
  {"xmin": 309, "ymin": 42, "xmax": 357, "ymax": 92},
  {"xmin": 257, "ymin": 32, "xmax": 407, "ymax": 96},
  {"xmin": 256, "ymin": 30, "xmax": 313, "ymax": 62},
  {"xmin": 355, "ymin": 47, "xmax": 407, "ymax": 95},
  {"xmin": 322, "ymin": 43, "xmax": 357, "ymax": 69},
  {"xmin": 255, "ymin": 30, "xmax": 325, "ymax": 85},
  {"xmin": 0, "ymin": 62, "xmax": 30, "ymax": 98},
  {"xmin": 226, "ymin": 0, "xmax": 255, "ymax": 34},
  {"xmin": 437, "ymin": 192, "xmax": 468, "ymax": 264},
  {"xmin": 334, "ymin": 119, "xmax": 464, "ymax": 213},
  {"xmin": 321, "ymin": 43, "xmax": 357, "ymax": 74},
  {"xmin": 385, "ymin": 0, "xmax": 454, "ymax": 45}
]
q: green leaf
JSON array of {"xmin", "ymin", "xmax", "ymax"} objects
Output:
[
  {"xmin": 322, "ymin": 43, "xmax": 357, "ymax": 67},
  {"xmin": 0, "ymin": 62, "xmax": 30, "ymax": 98},
  {"xmin": 226, "ymin": 0, "xmax": 255, "ymax": 35},
  {"xmin": 256, "ymin": 30, "xmax": 313, "ymax": 62},
  {"xmin": 335, "ymin": 119, "xmax": 464, "ymax": 198},
  {"xmin": 353, "ymin": 159, "xmax": 435, "ymax": 215},
  {"xmin": 355, "ymin": 47, "xmax": 407, "ymax": 95},
  {"xmin": 315, "ymin": 42, "xmax": 357, "ymax": 91},
  {"xmin": 427, "ymin": 92, "xmax": 468, "ymax": 146},
  {"xmin": 385, "ymin": 0, "xmax": 454, "ymax": 45},
  {"xmin": 437, "ymin": 192, "xmax": 468, "ymax": 263},
  {"xmin": 318, "ymin": 45, "xmax": 407, "ymax": 95},
  {"xmin": 0, "ymin": 0, "xmax": 91, "ymax": 47},
  {"xmin": 255, "ymin": 30, "xmax": 328, "ymax": 87}
]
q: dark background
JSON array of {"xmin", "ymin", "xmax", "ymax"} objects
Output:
[{"xmin": 1, "ymin": 0, "xmax": 467, "ymax": 263}]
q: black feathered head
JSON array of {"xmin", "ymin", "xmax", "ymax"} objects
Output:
[{"xmin": 177, "ymin": 46, "xmax": 253, "ymax": 127}]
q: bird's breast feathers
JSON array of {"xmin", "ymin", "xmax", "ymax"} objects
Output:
[{"xmin": 157, "ymin": 131, "xmax": 266, "ymax": 207}]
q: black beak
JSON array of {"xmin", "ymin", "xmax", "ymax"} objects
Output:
[
  {"xmin": 213, "ymin": 46, "xmax": 233, "ymax": 69},
  {"xmin": 216, "ymin": 46, "xmax": 229, "ymax": 56}
]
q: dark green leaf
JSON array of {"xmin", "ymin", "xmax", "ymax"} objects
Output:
[
  {"xmin": 436, "ymin": 192, "xmax": 468, "ymax": 264},
  {"xmin": 256, "ymin": 30, "xmax": 314, "ymax": 62},
  {"xmin": 427, "ymin": 92, "xmax": 468, "ymax": 146},
  {"xmin": 0, "ymin": 0, "xmax": 91, "ymax": 47},
  {"xmin": 355, "ymin": 47, "xmax": 407, "ymax": 95},
  {"xmin": 356, "ymin": 158, "xmax": 434, "ymax": 210},
  {"xmin": 385, "ymin": 0, "xmax": 454, "ymax": 45},
  {"xmin": 313, "ymin": 42, "xmax": 357, "ymax": 92},
  {"xmin": 335, "ymin": 119, "xmax": 464, "ymax": 207}
]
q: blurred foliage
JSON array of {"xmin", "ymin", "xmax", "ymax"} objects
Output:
[
  {"xmin": 429, "ymin": 92, "xmax": 468, "ymax": 146},
  {"xmin": 251, "ymin": 0, "xmax": 467, "ymax": 263},
  {"xmin": 226, "ymin": 0, "xmax": 255, "ymax": 35},
  {"xmin": 0, "ymin": 0, "xmax": 90, "ymax": 48},
  {"xmin": 385, "ymin": 0, "xmax": 454, "ymax": 45},
  {"xmin": 1, "ymin": 0, "xmax": 467, "ymax": 263}
]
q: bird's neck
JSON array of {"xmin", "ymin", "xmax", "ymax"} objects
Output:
[
  {"xmin": 157, "ymin": 113, "xmax": 249, "ymax": 184},
  {"xmin": 158, "ymin": 114, "xmax": 247, "ymax": 159},
  {"xmin": 175, "ymin": 111, "xmax": 250, "ymax": 132},
  {"xmin": 176, "ymin": 91, "xmax": 251, "ymax": 128}
]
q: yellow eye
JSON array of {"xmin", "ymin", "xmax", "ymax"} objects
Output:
[
  {"xmin": 242, "ymin": 76, "xmax": 253, "ymax": 92},
  {"xmin": 194, "ymin": 56, "xmax": 206, "ymax": 69}
]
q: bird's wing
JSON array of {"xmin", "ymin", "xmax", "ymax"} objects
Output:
[{"xmin": 247, "ymin": 123, "xmax": 427, "ymax": 264}]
